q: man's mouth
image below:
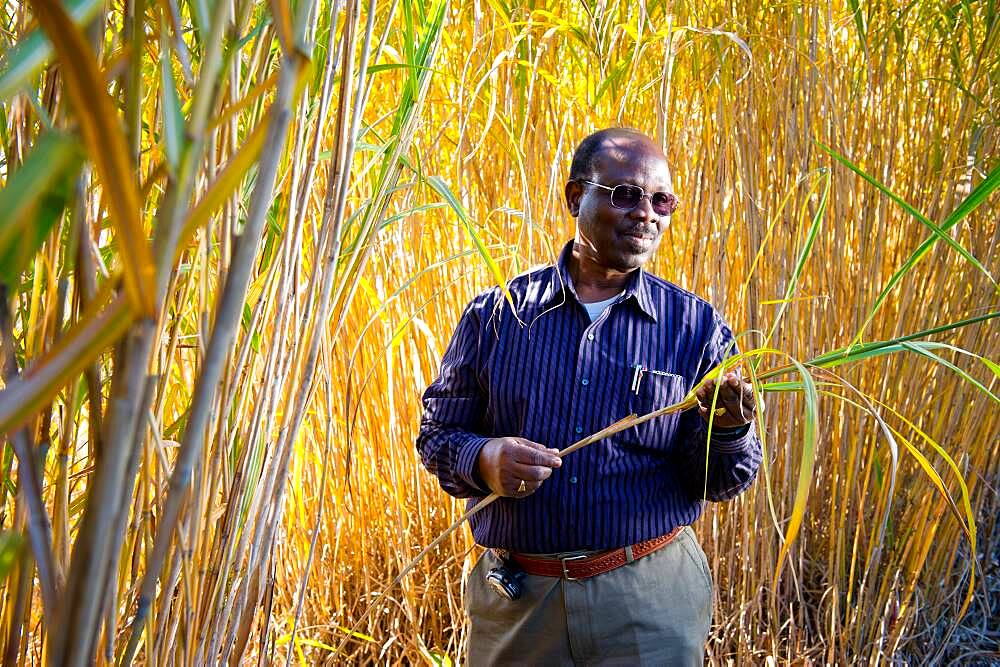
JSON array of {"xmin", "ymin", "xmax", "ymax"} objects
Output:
[
  {"xmin": 621, "ymin": 229, "xmax": 654, "ymax": 241},
  {"xmin": 619, "ymin": 230, "xmax": 655, "ymax": 254}
]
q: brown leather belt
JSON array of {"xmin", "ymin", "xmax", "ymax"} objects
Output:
[{"xmin": 506, "ymin": 526, "xmax": 684, "ymax": 581}]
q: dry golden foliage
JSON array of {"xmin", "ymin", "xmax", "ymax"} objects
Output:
[{"xmin": 0, "ymin": 0, "xmax": 997, "ymax": 665}]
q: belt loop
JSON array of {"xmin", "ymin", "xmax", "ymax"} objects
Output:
[{"xmin": 624, "ymin": 544, "xmax": 634, "ymax": 564}]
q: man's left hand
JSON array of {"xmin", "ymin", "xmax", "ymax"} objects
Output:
[{"xmin": 694, "ymin": 371, "xmax": 757, "ymax": 428}]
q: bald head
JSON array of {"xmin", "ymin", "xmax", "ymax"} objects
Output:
[
  {"xmin": 569, "ymin": 128, "xmax": 666, "ymax": 182},
  {"xmin": 563, "ymin": 127, "xmax": 673, "ymax": 273}
]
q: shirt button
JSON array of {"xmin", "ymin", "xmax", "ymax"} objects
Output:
[
  {"xmin": 574, "ymin": 425, "xmax": 583, "ymax": 434},
  {"xmin": 570, "ymin": 476, "xmax": 578, "ymax": 484},
  {"xmin": 587, "ymin": 333, "xmax": 595, "ymax": 341},
  {"xmin": 581, "ymin": 378, "xmax": 589, "ymax": 386}
]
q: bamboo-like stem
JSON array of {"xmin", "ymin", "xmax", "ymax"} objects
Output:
[
  {"xmin": 120, "ymin": 53, "xmax": 303, "ymax": 666},
  {"xmin": 285, "ymin": 371, "xmax": 335, "ymax": 666},
  {"xmin": 46, "ymin": 0, "xmax": 238, "ymax": 662},
  {"xmin": 2, "ymin": 504, "xmax": 32, "ymax": 667},
  {"xmin": 0, "ymin": 289, "xmax": 57, "ymax": 620},
  {"xmin": 97, "ymin": 373, "xmax": 157, "ymax": 662},
  {"xmin": 123, "ymin": 0, "xmax": 143, "ymax": 164},
  {"xmin": 73, "ymin": 167, "xmax": 103, "ymax": 461},
  {"xmin": 51, "ymin": 316, "xmax": 154, "ymax": 667}
]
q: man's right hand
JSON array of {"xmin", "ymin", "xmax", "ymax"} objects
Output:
[{"xmin": 476, "ymin": 437, "xmax": 562, "ymax": 497}]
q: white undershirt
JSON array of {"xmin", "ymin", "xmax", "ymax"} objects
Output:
[{"xmin": 581, "ymin": 292, "xmax": 624, "ymax": 321}]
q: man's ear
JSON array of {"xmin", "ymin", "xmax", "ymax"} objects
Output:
[{"xmin": 565, "ymin": 180, "xmax": 583, "ymax": 217}]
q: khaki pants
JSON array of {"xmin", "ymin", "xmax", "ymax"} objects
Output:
[{"xmin": 465, "ymin": 526, "xmax": 713, "ymax": 666}]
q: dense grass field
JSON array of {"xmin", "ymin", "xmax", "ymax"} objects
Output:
[{"xmin": 0, "ymin": 0, "xmax": 997, "ymax": 664}]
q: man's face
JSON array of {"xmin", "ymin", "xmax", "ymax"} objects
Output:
[{"xmin": 565, "ymin": 137, "xmax": 674, "ymax": 273}]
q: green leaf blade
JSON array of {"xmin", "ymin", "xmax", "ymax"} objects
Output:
[{"xmin": 0, "ymin": 132, "xmax": 84, "ymax": 285}]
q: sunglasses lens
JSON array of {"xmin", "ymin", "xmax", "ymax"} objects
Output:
[
  {"xmin": 600, "ymin": 181, "xmax": 678, "ymax": 215},
  {"xmin": 610, "ymin": 184, "xmax": 643, "ymax": 209},
  {"xmin": 651, "ymin": 192, "xmax": 678, "ymax": 215}
]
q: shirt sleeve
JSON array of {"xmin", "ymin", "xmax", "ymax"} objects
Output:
[
  {"xmin": 676, "ymin": 308, "xmax": 763, "ymax": 502},
  {"xmin": 415, "ymin": 293, "xmax": 495, "ymax": 498}
]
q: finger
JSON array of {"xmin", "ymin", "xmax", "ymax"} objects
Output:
[
  {"xmin": 517, "ymin": 439, "xmax": 563, "ymax": 460},
  {"xmin": 516, "ymin": 438, "xmax": 558, "ymax": 454},
  {"xmin": 717, "ymin": 378, "xmax": 745, "ymax": 398},
  {"xmin": 698, "ymin": 375, "xmax": 738, "ymax": 399},
  {"xmin": 721, "ymin": 393, "xmax": 748, "ymax": 415},
  {"xmin": 698, "ymin": 404, "xmax": 722, "ymax": 418},
  {"xmin": 509, "ymin": 462, "xmax": 555, "ymax": 483},
  {"xmin": 511, "ymin": 442, "xmax": 561, "ymax": 468},
  {"xmin": 698, "ymin": 376, "xmax": 753, "ymax": 410},
  {"xmin": 500, "ymin": 470, "xmax": 531, "ymax": 496},
  {"xmin": 517, "ymin": 480, "xmax": 542, "ymax": 496},
  {"xmin": 701, "ymin": 402, "xmax": 748, "ymax": 424},
  {"xmin": 500, "ymin": 471, "xmax": 543, "ymax": 497},
  {"xmin": 697, "ymin": 395, "xmax": 727, "ymax": 413},
  {"xmin": 695, "ymin": 384, "xmax": 714, "ymax": 405},
  {"xmin": 719, "ymin": 385, "xmax": 753, "ymax": 412},
  {"xmin": 700, "ymin": 391, "xmax": 732, "ymax": 413},
  {"xmin": 717, "ymin": 387, "xmax": 749, "ymax": 418}
]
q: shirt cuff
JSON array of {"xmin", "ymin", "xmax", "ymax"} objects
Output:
[
  {"xmin": 456, "ymin": 435, "xmax": 492, "ymax": 495},
  {"xmin": 709, "ymin": 422, "xmax": 754, "ymax": 453}
]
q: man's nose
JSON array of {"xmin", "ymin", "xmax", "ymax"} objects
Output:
[{"xmin": 627, "ymin": 194, "xmax": 657, "ymax": 221}]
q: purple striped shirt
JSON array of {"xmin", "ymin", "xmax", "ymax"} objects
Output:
[{"xmin": 416, "ymin": 241, "xmax": 762, "ymax": 551}]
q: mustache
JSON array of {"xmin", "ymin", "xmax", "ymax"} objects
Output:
[{"xmin": 622, "ymin": 227, "xmax": 657, "ymax": 238}]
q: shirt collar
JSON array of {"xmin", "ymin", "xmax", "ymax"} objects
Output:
[{"xmin": 538, "ymin": 240, "xmax": 658, "ymax": 323}]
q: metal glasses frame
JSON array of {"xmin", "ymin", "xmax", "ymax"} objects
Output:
[{"xmin": 578, "ymin": 179, "xmax": 679, "ymax": 215}]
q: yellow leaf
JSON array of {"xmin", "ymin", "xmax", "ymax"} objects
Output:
[
  {"xmin": 0, "ymin": 288, "xmax": 134, "ymax": 435},
  {"xmin": 176, "ymin": 119, "xmax": 269, "ymax": 260},
  {"xmin": 30, "ymin": 0, "xmax": 156, "ymax": 317}
]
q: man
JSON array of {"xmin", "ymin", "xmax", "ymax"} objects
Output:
[{"xmin": 416, "ymin": 128, "xmax": 762, "ymax": 665}]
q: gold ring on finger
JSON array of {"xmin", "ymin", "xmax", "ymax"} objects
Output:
[
  {"xmin": 714, "ymin": 407, "xmax": 726, "ymax": 417},
  {"xmin": 517, "ymin": 479, "xmax": 527, "ymax": 494}
]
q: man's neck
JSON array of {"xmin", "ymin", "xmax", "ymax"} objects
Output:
[{"xmin": 568, "ymin": 242, "xmax": 634, "ymax": 303}]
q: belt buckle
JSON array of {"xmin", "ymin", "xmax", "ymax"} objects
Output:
[{"xmin": 560, "ymin": 554, "xmax": 588, "ymax": 581}]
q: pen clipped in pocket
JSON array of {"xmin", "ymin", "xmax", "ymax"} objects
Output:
[
  {"xmin": 630, "ymin": 364, "xmax": 685, "ymax": 395},
  {"xmin": 624, "ymin": 364, "xmax": 687, "ymax": 451}
]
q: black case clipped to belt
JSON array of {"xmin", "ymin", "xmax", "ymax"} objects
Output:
[{"xmin": 486, "ymin": 554, "xmax": 526, "ymax": 601}]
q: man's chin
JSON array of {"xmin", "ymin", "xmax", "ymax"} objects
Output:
[{"xmin": 611, "ymin": 250, "xmax": 653, "ymax": 272}]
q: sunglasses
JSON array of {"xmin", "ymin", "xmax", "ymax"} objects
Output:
[{"xmin": 579, "ymin": 179, "xmax": 679, "ymax": 216}]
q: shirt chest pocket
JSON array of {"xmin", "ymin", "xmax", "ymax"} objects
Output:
[{"xmin": 623, "ymin": 368, "xmax": 688, "ymax": 452}]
